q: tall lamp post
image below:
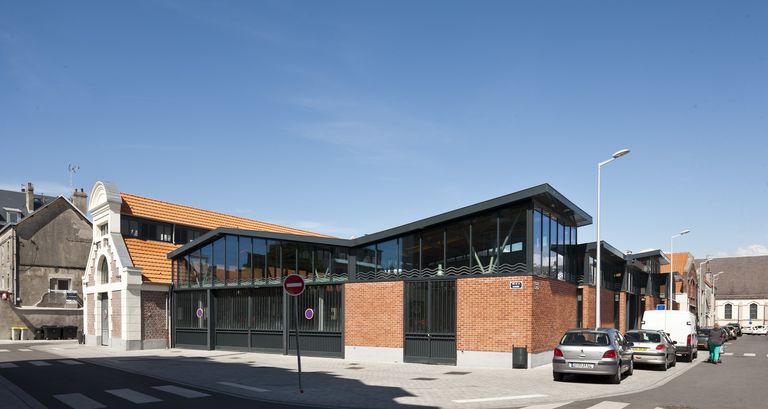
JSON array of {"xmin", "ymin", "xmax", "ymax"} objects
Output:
[
  {"xmin": 712, "ymin": 271, "xmax": 724, "ymax": 325},
  {"xmin": 596, "ymin": 148, "xmax": 630, "ymax": 328},
  {"xmin": 669, "ymin": 229, "xmax": 691, "ymax": 310}
]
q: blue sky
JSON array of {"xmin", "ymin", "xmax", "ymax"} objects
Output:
[{"xmin": 2, "ymin": 1, "xmax": 766, "ymax": 258}]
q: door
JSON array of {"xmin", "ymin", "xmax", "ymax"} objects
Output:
[
  {"xmin": 100, "ymin": 293, "xmax": 109, "ymax": 346},
  {"xmin": 404, "ymin": 280, "xmax": 456, "ymax": 365}
]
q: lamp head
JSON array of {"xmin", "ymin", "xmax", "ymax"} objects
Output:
[
  {"xmin": 680, "ymin": 229, "xmax": 691, "ymax": 235},
  {"xmin": 612, "ymin": 149, "xmax": 630, "ymax": 159}
]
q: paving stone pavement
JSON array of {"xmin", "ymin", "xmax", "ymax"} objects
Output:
[{"xmin": 0, "ymin": 340, "xmax": 704, "ymax": 409}]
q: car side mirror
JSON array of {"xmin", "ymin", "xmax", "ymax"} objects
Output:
[
  {"xmin": 672, "ymin": 341, "xmax": 678, "ymax": 345},
  {"xmin": 627, "ymin": 341, "xmax": 634, "ymax": 347}
]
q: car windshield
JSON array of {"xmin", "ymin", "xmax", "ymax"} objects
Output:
[
  {"xmin": 560, "ymin": 331, "xmax": 610, "ymax": 346},
  {"xmin": 626, "ymin": 332, "xmax": 661, "ymax": 343}
]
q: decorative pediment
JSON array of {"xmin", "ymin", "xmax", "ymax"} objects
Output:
[{"xmin": 89, "ymin": 181, "xmax": 121, "ymax": 212}]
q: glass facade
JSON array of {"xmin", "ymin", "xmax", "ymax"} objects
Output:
[{"xmin": 172, "ymin": 200, "xmax": 580, "ymax": 287}]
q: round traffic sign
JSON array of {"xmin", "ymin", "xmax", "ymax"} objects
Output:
[
  {"xmin": 196, "ymin": 307, "xmax": 204, "ymax": 319},
  {"xmin": 283, "ymin": 274, "xmax": 305, "ymax": 296},
  {"xmin": 305, "ymin": 308, "xmax": 314, "ymax": 320}
]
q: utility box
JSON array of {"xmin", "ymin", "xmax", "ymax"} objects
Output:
[{"xmin": 512, "ymin": 346, "xmax": 528, "ymax": 369}]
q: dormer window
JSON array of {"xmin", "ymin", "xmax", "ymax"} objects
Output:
[
  {"xmin": 3, "ymin": 208, "xmax": 22, "ymax": 224},
  {"xmin": 99, "ymin": 223, "xmax": 109, "ymax": 236}
]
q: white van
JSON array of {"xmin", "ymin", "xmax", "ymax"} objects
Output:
[{"xmin": 640, "ymin": 310, "xmax": 698, "ymax": 362}]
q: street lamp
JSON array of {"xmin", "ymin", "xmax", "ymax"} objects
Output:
[
  {"xmin": 669, "ymin": 229, "xmax": 690, "ymax": 310},
  {"xmin": 712, "ymin": 271, "xmax": 725, "ymax": 325},
  {"xmin": 596, "ymin": 148, "xmax": 630, "ymax": 328}
]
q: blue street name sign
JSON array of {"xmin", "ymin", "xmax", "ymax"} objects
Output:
[{"xmin": 657, "ymin": 304, "xmax": 666, "ymax": 310}]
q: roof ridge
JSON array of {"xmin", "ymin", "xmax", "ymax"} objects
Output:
[{"xmin": 120, "ymin": 192, "xmax": 333, "ymax": 238}]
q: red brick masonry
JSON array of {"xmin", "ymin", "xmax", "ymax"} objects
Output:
[{"xmin": 345, "ymin": 281, "xmax": 403, "ymax": 348}]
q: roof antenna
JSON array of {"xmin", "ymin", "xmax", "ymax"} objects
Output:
[{"xmin": 68, "ymin": 164, "xmax": 80, "ymax": 190}]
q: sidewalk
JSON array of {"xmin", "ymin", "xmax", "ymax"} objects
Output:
[{"xmin": 1, "ymin": 340, "xmax": 703, "ymax": 409}]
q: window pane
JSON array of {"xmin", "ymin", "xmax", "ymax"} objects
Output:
[
  {"xmin": 332, "ymin": 247, "xmax": 349, "ymax": 280},
  {"xmin": 376, "ymin": 239, "xmax": 399, "ymax": 278},
  {"xmin": 177, "ymin": 257, "xmax": 189, "ymax": 287},
  {"xmin": 356, "ymin": 245, "xmax": 376, "ymax": 280},
  {"xmin": 282, "ymin": 242, "xmax": 297, "ymax": 277},
  {"xmin": 750, "ymin": 303, "xmax": 758, "ymax": 320},
  {"xmin": 542, "ymin": 212, "xmax": 551, "ymax": 277},
  {"xmin": 239, "ymin": 237, "xmax": 253, "ymax": 284},
  {"xmin": 314, "ymin": 247, "xmax": 332, "ymax": 281},
  {"xmin": 189, "ymin": 251, "xmax": 201, "ymax": 287},
  {"xmin": 267, "ymin": 240, "xmax": 281, "ymax": 284},
  {"xmin": 445, "ymin": 221, "xmax": 470, "ymax": 275},
  {"xmin": 421, "ymin": 227, "xmax": 445, "ymax": 276},
  {"xmin": 253, "ymin": 239, "xmax": 266, "ymax": 284},
  {"xmin": 498, "ymin": 206, "xmax": 526, "ymax": 274},
  {"xmin": 298, "ymin": 244, "xmax": 312, "ymax": 279},
  {"xmin": 550, "ymin": 216, "xmax": 559, "ymax": 279},
  {"xmin": 200, "ymin": 244, "xmax": 212, "ymax": 286},
  {"xmin": 472, "ymin": 213, "xmax": 497, "ymax": 274},
  {"xmin": 400, "ymin": 234, "xmax": 420, "ymax": 277},
  {"xmin": 533, "ymin": 210, "xmax": 541, "ymax": 275},
  {"xmin": 226, "ymin": 235, "xmax": 239, "ymax": 285},
  {"xmin": 213, "ymin": 237, "xmax": 226, "ymax": 285}
]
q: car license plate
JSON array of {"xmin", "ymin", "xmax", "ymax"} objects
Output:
[
  {"xmin": 568, "ymin": 363, "xmax": 594, "ymax": 369},
  {"xmin": 632, "ymin": 347, "xmax": 648, "ymax": 351}
]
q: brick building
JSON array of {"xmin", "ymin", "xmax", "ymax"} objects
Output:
[{"xmin": 82, "ymin": 181, "xmax": 327, "ymax": 350}]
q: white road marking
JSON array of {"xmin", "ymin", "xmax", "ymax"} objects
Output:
[
  {"xmin": 0, "ymin": 363, "xmax": 19, "ymax": 368},
  {"xmin": 53, "ymin": 393, "xmax": 106, "ymax": 409},
  {"xmin": 29, "ymin": 361, "xmax": 52, "ymax": 366},
  {"xmin": 518, "ymin": 402, "xmax": 573, "ymax": 409},
  {"xmin": 18, "ymin": 348, "xmax": 32, "ymax": 352},
  {"xmin": 722, "ymin": 352, "xmax": 734, "ymax": 356},
  {"xmin": 61, "ymin": 360, "xmax": 84, "ymax": 365},
  {"xmin": 152, "ymin": 385, "xmax": 211, "ymax": 398},
  {"xmin": 106, "ymin": 388, "xmax": 162, "ymax": 404},
  {"xmin": 744, "ymin": 353, "xmax": 756, "ymax": 357},
  {"xmin": 585, "ymin": 402, "xmax": 630, "ymax": 409},
  {"xmin": 216, "ymin": 381, "xmax": 270, "ymax": 393},
  {"xmin": 453, "ymin": 394, "xmax": 548, "ymax": 403},
  {"xmin": 0, "ymin": 349, "xmax": 9, "ymax": 352}
]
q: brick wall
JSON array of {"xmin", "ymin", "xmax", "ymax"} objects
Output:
[
  {"xmin": 580, "ymin": 286, "xmax": 616, "ymax": 328},
  {"xmin": 531, "ymin": 278, "xmax": 578, "ymax": 353},
  {"xmin": 345, "ymin": 281, "xmax": 403, "ymax": 348},
  {"xmin": 457, "ymin": 276, "xmax": 533, "ymax": 352},
  {"xmin": 86, "ymin": 295, "xmax": 94, "ymax": 335},
  {"xmin": 111, "ymin": 291, "xmax": 121, "ymax": 338},
  {"xmin": 141, "ymin": 291, "xmax": 168, "ymax": 342}
]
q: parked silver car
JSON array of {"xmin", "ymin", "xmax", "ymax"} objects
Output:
[
  {"xmin": 552, "ymin": 328, "xmax": 634, "ymax": 384},
  {"xmin": 625, "ymin": 329, "xmax": 676, "ymax": 370}
]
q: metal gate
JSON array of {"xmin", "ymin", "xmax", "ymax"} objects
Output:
[
  {"xmin": 404, "ymin": 280, "xmax": 456, "ymax": 365},
  {"xmin": 288, "ymin": 284, "xmax": 343, "ymax": 358},
  {"xmin": 100, "ymin": 293, "xmax": 109, "ymax": 346}
]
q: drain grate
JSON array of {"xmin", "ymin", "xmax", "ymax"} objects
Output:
[
  {"xmin": 444, "ymin": 371, "xmax": 471, "ymax": 375},
  {"xmin": 411, "ymin": 377, "xmax": 437, "ymax": 381}
]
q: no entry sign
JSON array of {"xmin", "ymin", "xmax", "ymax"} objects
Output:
[{"xmin": 283, "ymin": 274, "xmax": 306, "ymax": 296}]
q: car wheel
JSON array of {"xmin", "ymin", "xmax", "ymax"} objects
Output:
[
  {"xmin": 671, "ymin": 357, "xmax": 677, "ymax": 367},
  {"xmin": 627, "ymin": 360, "xmax": 634, "ymax": 376},
  {"xmin": 693, "ymin": 350, "xmax": 698, "ymax": 360},
  {"xmin": 553, "ymin": 372, "xmax": 563, "ymax": 382},
  {"xmin": 610, "ymin": 365, "xmax": 622, "ymax": 384}
]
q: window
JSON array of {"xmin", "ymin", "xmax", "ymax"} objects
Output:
[
  {"xmin": 445, "ymin": 221, "xmax": 470, "ymax": 274},
  {"xmin": 498, "ymin": 206, "xmax": 526, "ymax": 274},
  {"xmin": 121, "ymin": 216, "xmax": 173, "ymax": 242},
  {"xmin": 5, "ymin": 209, "xmax": 22, "ymax": 224},
  {"xmin": 421, "ymin": 227, "xmax": 445, "ymax": 275},
  {"xmin": 49, "ymin": 278, "xmax": 71, "ymax": 291},
  {"xmin": 99, "ymin": 223, "xmax": 108, "ymax": 236},
  {"xmin": 99, "ymin": 257, "xmax": 109, "ymax": 284},
  {"xmin": 472, "ymin": 213, "xmax": 497, "ymax": 274},
  {"xmin": 750, "ymin": 303, "xmax": 758, "ymax": 320},
  {"xmin": 724, "ymin": 303, "xmax": 733, "ymax": 319},
  {"xmin": 533, "ymin": 210, "xmax": 542, "ymax": 275},
  {"xmin": 376, "ymin": 239, "xmax": 400, "ymax": 277}
]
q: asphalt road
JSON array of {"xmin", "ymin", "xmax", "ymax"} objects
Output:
[
  {"xmin": 0, "ymin": 343, "xmax": 311, "ymax": 409},
  {"xmin": 549, "ymin": 334, "xmax": 768, "ymax": 409}
]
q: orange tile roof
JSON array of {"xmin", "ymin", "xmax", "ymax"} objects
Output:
[
  {"xmin": 661, "ymin": 252, "xmax": 692, "ymax": 275},
  {"xmin": 124, "ymin": 238, "xmax": 178, "ymax": 284},
  {"xmin": 121, "ymin": 192, "xmax": 333, "ymax": 237},
  {"xmin": 119, "ymin": 192, "xmax": 333, "ymax": 283}
]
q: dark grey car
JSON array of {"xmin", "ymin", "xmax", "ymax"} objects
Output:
[{"xmin": 552, "ymin": 328, "xmax": 634, "ymax": 384}]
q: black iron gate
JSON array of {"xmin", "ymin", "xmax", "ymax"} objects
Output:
[
  {"xmin": 288, "ymin": 284, "xmax": 344, "ymax": 358},
  {"xmin": 404, "ymin": 280, "xmax": 456, "ymax": 365}
]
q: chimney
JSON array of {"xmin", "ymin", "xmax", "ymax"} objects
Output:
[
  {"xmin": 71, "ymin": 188, "xmax": 88, "ymax": 214},
  {"xmin": 25, "ymin": 182, "xmax": 34, "ymax": 213}
]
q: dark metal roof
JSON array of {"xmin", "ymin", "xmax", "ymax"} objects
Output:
[
  {"xmin": 626, "ymin": 249, "xmax": 670, "ymax": 265},
  {"xmin": 168, "ymin": 183, "xmax": 593, "ymax": 259},
  {"xmin": 582, "ymin": 241, "xmax": 626, "ymax": 261},
  {"xmin": 0, "ymin": 189, "xmax": 57, "ymax": 226}
]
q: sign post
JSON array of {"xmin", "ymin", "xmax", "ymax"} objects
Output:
[{"xmin": 283, "ymin": 274, "xmax": 306, "ymax": 393}]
